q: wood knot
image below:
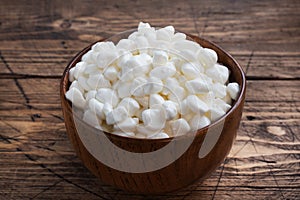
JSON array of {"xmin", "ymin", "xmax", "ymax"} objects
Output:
[
  {"xmin": 246, "ymin": 115, "xmax": 256, "ymax": 120},
  {"xmin": 267, "ymin": 126, "xmax": 286, "ymax": 136},
  {"xmin": 60, "ymin": 19, "xmax": 72, "ymax": 29}
]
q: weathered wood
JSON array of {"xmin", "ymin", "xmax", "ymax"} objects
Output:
[{"xmin": 0, "ymin": 0, "xmax": 299, "ymax": 199}]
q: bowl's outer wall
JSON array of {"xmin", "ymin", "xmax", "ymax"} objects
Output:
[{"xmin": 60, "ymin": 35, "xmax": 246, "ymax": 194}]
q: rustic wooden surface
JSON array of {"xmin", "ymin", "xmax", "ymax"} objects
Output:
[{"xmin": 0, "ymin": 0, "xmax": 299, "ymax": 199}]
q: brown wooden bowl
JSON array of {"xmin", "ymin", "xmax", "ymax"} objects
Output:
[{"xmin": 60, "ymin": 32, "xmax": 246, "ymax": 194}]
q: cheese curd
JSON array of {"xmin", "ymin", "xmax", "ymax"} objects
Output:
[{"xmin": 65, "ymin": 22, "xmax": 241, "ymax": 139}]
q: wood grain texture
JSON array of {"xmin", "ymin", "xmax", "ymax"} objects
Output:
[{"xmin": 0, "ymin": 0, "xmax": 299, "ymax": 199}]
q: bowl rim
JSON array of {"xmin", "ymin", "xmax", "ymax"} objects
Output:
[{"xmin": 60, "ymin": 31, "xmax": 246, "ymax": 142}]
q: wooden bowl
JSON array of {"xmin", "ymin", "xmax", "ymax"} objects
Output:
[{"xmin": 60, "ymin": 32, "xmax": 246, "ymax": 194}]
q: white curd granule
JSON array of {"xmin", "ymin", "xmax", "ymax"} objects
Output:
[{"xmin": 66, "ymin": 22, "xmax": 241, "ymax": 139}]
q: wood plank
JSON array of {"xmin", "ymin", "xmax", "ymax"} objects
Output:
[{"xmin": 194, "ymin": 0, "xmax": 300, "ymax": 49}]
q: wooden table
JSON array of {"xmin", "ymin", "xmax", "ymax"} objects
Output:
[{"xmin": 0, "ymin": 0, "xmax": 299, "ymax": 199}]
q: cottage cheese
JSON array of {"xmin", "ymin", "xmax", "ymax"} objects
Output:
[{"xmin": 66, "ymin": 22, "xmax": 240, "ymax": 139}]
